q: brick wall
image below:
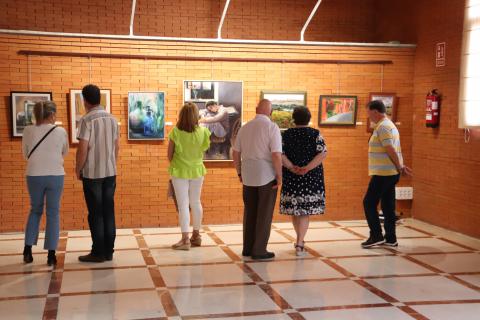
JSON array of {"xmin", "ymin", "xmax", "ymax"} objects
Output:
[
  {"xmin": 0, "ymin": 0, "xmax": 132, "ymax": 34},
  {"xmin": 1, "ymin": 0, "xmax": 382, "ymax": 42},
  {"xmin": 0, "ymin": 35, "xmax": 415, "ymax": 232},
  {"xmin": 410, "ymin": 0, "xmax": 480, "ymax": 238}
]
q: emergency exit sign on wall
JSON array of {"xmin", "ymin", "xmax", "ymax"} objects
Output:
[{"xmin": 436, "ymin": 42, "xmax": 446, "ymax": 67}]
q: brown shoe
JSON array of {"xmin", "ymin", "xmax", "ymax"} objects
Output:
[
  {"xmin": 190, "ymin": 234, "xmax": 202, "ymax": 247},
  {"xmin": 171, "ymin": 240, "xmax": 190, "ymax": 251}
]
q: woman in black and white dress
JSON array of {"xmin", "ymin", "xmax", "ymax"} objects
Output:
[{"xmin": 280, "ymin": 106, "xmax": 327, "ymax": 256}]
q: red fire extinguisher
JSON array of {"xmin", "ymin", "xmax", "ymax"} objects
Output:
[{"xmin": 426, "ymin": 89, "xmax": 441, "ymax": 128}]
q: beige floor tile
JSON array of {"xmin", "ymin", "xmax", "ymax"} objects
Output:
[
  {"xmin": 66, "ymin": 235, "xmax": 138, "ymax": 252},
  {"xmin": 57, "ymin": 290, "xmax": 165, "ymax": 320},
  {"xmin": 1, "ymin": 239, "xmax": 49, "ymax": 254},
  {"xmin": 302, "ymin": 306, "xmax": 415, "ymax": 320},
  {"xmin": 270, "ymin": 280, "xmax": 385, "ymax": 309},
  {"xmin": 67, "ymin": 229, "xmax": 133, "ymax": 237},
  {"xmin": 455, "ymin": 274, "xmax": 480, "ymax": 288},
  {"xmin": 144, "ymin": 233, "xmax": 216, "ymax": 248},
  {"xmin": 272, "ymin": 221, "xmax": 335, "ymax": 229},
  {"xmin": 60, "ymin": 268, "xmax": 154, "ymax": 293},
  {"xmin": 366, "ymin": 275, "xmax": 480, "ymax": 302},
  {"xmin": 411, "ymin": 303, "xmax": 480, "ymax": 320},
  {"xmin": 333, "ymin": 255, "xmax": 433, "ymax": 277},
  {"xmin": 247, "ymin": 259, "xmax": 344, "ymax": 282},
  {"xmin": 207, "ymin": 224, "xmax": 243, "ymax": 231},
  {"xmin": 392, "ymin": 237, "xmax": 469, "ymax": 254},
  {"xmin": 228, "ymin": 243, "xmax": 313, "ymax": 261},
  {"xmin": 63, "ymin": 250, "xmax": 146, "ymax": 270},
  {"xmin": 199, "ymin": 315, "xmax": 291, "ymax": 320},
  {"xmin": 404, "ymin": 219, "xmax": 480, "ymax": 250},
  {"xmin": 307, "ymin": 240, "xmax": 390, "ymax": 257},
  {"xmin": 348, "ymin": 226, "xmax": 429, "ymax": 238},
  {"xmin": 281, "ymin": 228, "xmax": 361, "ymax": 241},
  {"xmin": 0, "ymin": 272, "xmax": 51, "ymax": 298},
  {"xmin": 140, "ymin": 227, "xmax": 184, "ymax": 234},
  {"xmin": 0, "ymin": 298, "xmax": 46, "ymax": 320},
  {"xmin": 0, "ymin": 233, "xmax": 27, "ymax": 240},
  {"xmin": 334, "ymin": 220, "xmax": 368, "ymax": 227},
  {"xmin": 159, "ymin": 263, "xmax": 252, "ymax": 287},
  {"xmin": 170, "ymin": 285, "xmax": 280, "ymax": 316},
  {"xmin": 66, "ymin": 230, "xmax": 92, "ymax": 237},
  {"xmin": 0, "ymin": 253, "xmax": 50, "ymax": 274},
  {"xmin": 151, "ymin": 246, "xmax": 232, "ymax": 265},
  {"xmin": 214, "ymin": 230, "xmax": 289, "ymax": 245},
  {"xmin": 412, "ymin": 253, "xmax": 480, "ymax": 273}
]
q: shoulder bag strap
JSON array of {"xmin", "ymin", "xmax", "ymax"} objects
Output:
[{"xmin": 27, "ymin": 126, "xmax": 58, "ymax": 159}]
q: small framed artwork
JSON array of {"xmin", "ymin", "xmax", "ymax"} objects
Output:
[
  {"xmin": 261, "ymin": 91, "xmax": 307, "ymax": 130},
  {"xmin": 128, "ymin": 92, "xmax": 165, "ymax": 140},
  {"xmin": 318, "ymin": 95, "xmax": 358, "ymax": 126},
  {"xmin": 367, "ymin": 92, "xmax": 398, "ymax": 132},
  {"xmin": 69, "ymin": 89, "xmax": 111, "ymax": 144},
  {"xmin": 11, "ymin": 91, "xmax": 52, "ymax": 137}
]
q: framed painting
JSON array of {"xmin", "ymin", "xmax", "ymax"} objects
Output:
[
  {"xmin": 69, "ymin": 89, "xmax": 111, "ymax": 144},
  {"xmin": 367, "ymin": 92, "xmax": 398, "ymax": 132},
  {"xmin": 261, "ymin": 91, "xmax": 307, "ymax": 130},
  {"xmin": 183, "ymin": 80, "xmax": 243, "ymax": 161},
  {"xmin": 318, "ymin": 95, "xmax": 358, "ymax": 126},
  {"xmin": 128, "ymin": 92, "xmax": 165, "ymax": 140},
  {"xmin": 11, "ymin": 91, "xmax": 52, "ymax": 137}
]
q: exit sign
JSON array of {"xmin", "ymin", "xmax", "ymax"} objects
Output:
[{"xmin": 436, "ymin": 42, "xmax": 446, "ymax": 67}]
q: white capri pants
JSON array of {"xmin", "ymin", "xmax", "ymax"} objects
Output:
[{"xmin": 171, "ymin": 176, "xmax": 204, "ymax": 233}]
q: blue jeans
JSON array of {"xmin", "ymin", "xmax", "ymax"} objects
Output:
[{"xmin": 25, "ymin": 175, "xmax": 64, "ymax": 250}]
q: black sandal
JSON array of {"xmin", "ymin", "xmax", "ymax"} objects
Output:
[{"xmin": 294, "ymin": 242, "xmax": 306, "ymax": 256}]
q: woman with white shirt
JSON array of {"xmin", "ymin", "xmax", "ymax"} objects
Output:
[{"xmin": 22, "ymin": 101, "xmax": 68, "ymax": 266}]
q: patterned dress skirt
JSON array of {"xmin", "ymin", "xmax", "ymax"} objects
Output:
[{"xmin": 280, "ymin": 127, "xmax": 326, "ymax": 216}]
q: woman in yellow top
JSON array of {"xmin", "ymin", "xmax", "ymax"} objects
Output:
[{"xmin": 168, "ymin": 103, "xmax": 211, "ymax": 250}]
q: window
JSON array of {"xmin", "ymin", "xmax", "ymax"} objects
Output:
[{"xmin": 459, "ymin": 0, "xmax": 480, "ymax": 128}]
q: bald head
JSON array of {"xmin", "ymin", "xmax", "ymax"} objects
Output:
[{"xmin": 256, "ymin": 99, "xmax": 272, "ymax": 116}]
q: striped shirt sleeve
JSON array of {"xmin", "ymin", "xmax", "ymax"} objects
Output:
[
  {"xmin": 77, "ymin": 117, "xmax": 91, "ymax": 141},
  {"xmin": 377, "ymin": 125, "xmax": 394, "ymax": 147}
]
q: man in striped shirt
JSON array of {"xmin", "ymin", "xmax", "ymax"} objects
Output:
[
  {"xmin": 76, "ymin": 84, "xmax": 119, "ymax": 263},
  {"xmin": 362, "ymin": 100, "xmax": 412, "ymax": 249}
]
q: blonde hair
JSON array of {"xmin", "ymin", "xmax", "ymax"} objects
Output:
[
  {"xmin": 176, "ymin": 102, "xmax": 199, "ymax": 133},
  {"xmin": 33, "ymin": 101, "xmax": 56, "ymax": 124}
]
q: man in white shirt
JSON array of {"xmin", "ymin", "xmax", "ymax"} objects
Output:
[{"xmin": 233, "ymin": 99, "xmax": 282, "ymax": 260}]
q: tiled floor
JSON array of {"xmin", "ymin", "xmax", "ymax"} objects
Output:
[{"xmin": 0, "ymin": 219, "xmax": 479, "ymax": 320}]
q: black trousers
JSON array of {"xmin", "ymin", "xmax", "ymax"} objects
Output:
[
  {"xmin": 242, "ymin": 180, "xmax": 278, "ymax": 256},
  {"xmin": 82, "ymin": 176, "xmax": 117, "ymax": 257},
  {"xmin": 363, "ymin": 174, "xmax": 400, "ymax": 242}
]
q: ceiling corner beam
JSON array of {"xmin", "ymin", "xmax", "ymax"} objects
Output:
[
  {"xmin": 301, "ymin": 0, "xmax": 322, "ymax": 42},
  {"xmin": 129, "ymin": 0, "xmax": 137, "ymax": 36},
  {"xmin": 218, "ymin": 0, "xmax": 232, "ymax": 39}
]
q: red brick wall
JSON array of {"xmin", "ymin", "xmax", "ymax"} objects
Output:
[
  {"xmin": 410, "ymin": 0, "xmax": 480, "ymax": 238},
  {"xmin": 0, "ymin": 34, "xmax": 415, "ymax": 232},
  {"xmin": 135, "ymin": 0, "xmax": 223, "ymax": 38},
  {"xmin": 0, "ymin": 0, "xmax": 132, "ymax": 34},
  {"xmin": 0, "ymin": 0, "xmax": 381, "ymax": 42}
]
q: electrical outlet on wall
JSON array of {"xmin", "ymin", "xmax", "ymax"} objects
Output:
[{"xmin": 396, "ymin": 187, "xmax": 413, "ymax": 200}]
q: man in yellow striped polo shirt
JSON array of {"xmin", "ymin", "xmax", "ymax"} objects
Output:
[{"xmin": 362, "ymin": 100, "xmax": 412, "ymax": 249}]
